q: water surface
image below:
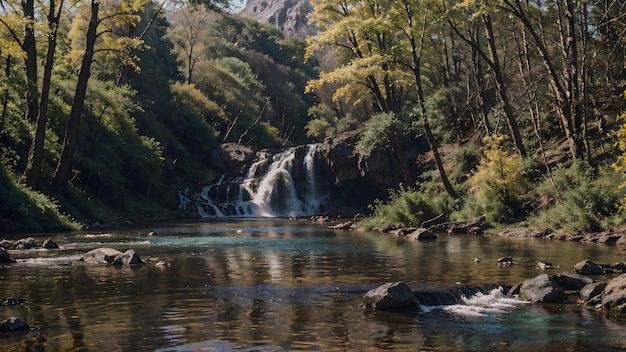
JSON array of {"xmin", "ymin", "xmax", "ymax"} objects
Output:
[{"xmin": 2, "ymin": 219, "xmax": 626, "ymax": 351}]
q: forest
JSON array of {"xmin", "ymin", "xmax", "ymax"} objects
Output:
[{"xmin": 0, "ymin": 0, "xmax": 625, "ymax": 235}]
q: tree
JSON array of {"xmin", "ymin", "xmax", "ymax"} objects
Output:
[
  {"xmin": 23, "ymin": 0, "xmax": 64, "ymax": 189},
  {"xmin": 307, "ymin": 0, "xmax": 459, "ymax": 196},
  {"xmin": 499, "ymin": 0, "xmax": 589, "ymax": 161},
  {"xmin": 51, "ymin": 0, "xmax": 149, "ymax": 195},
  {"xmin": 447, "ymin": 4, "xmax": 527, "ymax": 157},
  {"xmin": 391, "ymin": 0, "xmax": 458, "ymax": 198}
]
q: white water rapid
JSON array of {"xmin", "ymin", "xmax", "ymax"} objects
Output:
[{"xmin": 192, "ymin": 144, "xmax": 331, "ymax": 218}]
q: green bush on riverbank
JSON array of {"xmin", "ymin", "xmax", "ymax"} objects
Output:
[{"xmin": 0, "ymin": 166, "xmax": 79, "ymax": 234}]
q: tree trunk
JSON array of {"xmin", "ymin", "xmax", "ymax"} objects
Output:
[
  {"xmin": 501, "ymin": 0, "xmax": 584, "ymax": 160},
  {"xmin": 21, "ymin": 0, "xmax": 38, "ymax": 124},
  {"xmin": 402, "ymin": 0, "xmax": 457, "ymax": 198},
  {"xmin": 51, "ymin": 0, "xmax": 99, "ymax": 195},
  {"xmin": 25, "ymin": 0, "xmax": 63, "ymax": 189},
  {"xmin": 482, "ymin": 14, "xmax": 526, "ymax": 158}
]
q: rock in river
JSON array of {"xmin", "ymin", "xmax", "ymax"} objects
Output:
[
  {"xmin": 602, "ymin": 274, "xmax": 626, "ymax": 313},
  {"xmin": 79, "ymin": 248, "xmax": 143, "ymax": 265},
  {"xmin": 363, "ymin": 282, "xmax": 419, "ymax": 312}
]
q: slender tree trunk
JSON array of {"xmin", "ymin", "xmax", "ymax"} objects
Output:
[
  {"xmin": 414, "ymin": 68, "xmax": 457, "ymax": 198},
  {"xmin": 501, "ymin": 0, "xmax": 583, "ymax": 160},
  {"xmin": 25, "ymin": 0, "xmax": 63, "ymax": 189},
  {"xmin": 482, "ymin": 14, "xmax": 526, "ymax": 158},
  {"xmin": 0, "ymin": 57, "xmax": 12, "ymax": 132},
  {"xmin": 399, "ymin": 0, "xmax": 457, "ymax": 198},
  {"xmin": 448, "ymin": 17, "xmax": 525, "ymax": 155},
  {"xmin": 51, "ymin": 0, "xmax": 99, "ymax": 195},
  {"xmin": 21, "ymin": 0, "xmax": 38, "ymax": 124}
]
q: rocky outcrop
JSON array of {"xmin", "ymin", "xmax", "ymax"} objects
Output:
[
  {"xmin": 209, "ymin": 143, "xmax": 256, "ymax": 173},
  {"xmin": 362, "ymin": 282, "xmax": 419, "ymax": 312},
  {"xmin": 201, "ymin": 136, "xmax": 413, "ymax": 217},
  {"xmin": 238, "ymin": 0, "xmax": 314, "ymax": 39},
  {"xmin": 322, "ymin": 131, "xmax": 405, "ymax": 210}
]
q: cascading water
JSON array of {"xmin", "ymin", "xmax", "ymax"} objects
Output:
[{"xmin": 193, "ymin": 144, "xmax": 332, "ymax": 218}]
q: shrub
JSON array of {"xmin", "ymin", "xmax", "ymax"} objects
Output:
[
  {"xmin": 0, "ymin": 166, "xmax": 78, "ymax": 234},
  {"xmin": 531, "ymin": 162, "xmax": 624, "ymax": 232},
  {"xmin": 463, "ymin": 134, "xmax": 530, "ymax": 224},
  {"xmin": 362, "ymin": 184, "xmax": 445, "ymax": 228}
]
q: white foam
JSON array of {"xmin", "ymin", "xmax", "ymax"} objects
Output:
[
  {"xmin": 16, "ymin": 255, "xmax": 82, "ymax": 266},
  {"xmin": 440, "ymin": 287, "xmax": 529, "ymax": 317}
]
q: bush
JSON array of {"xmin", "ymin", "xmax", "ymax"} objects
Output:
[
  {"xmin": 462, "ymin": 134, "xmax": 530, "ymax": 224},
  {"xmin": 0, "ymin": 166, "xmax": 78, "ymax": 234},
  {"xmin": 531, "ymin": 162, "xmax": 624, "ymax": 232},
  {"xmin": 361, "ymin": 184, "xmax": 445, "ymax": 228}
]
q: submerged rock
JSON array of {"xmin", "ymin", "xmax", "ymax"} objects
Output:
[
  {"xmin": 0, "ymin": 317, "xmax": 31, "ymax": 332},
  {"xmin": 363, "ymin": 282, "xmax": 419, "ymax": 312}
]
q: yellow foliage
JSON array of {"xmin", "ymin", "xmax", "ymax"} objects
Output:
[{"xmin": 468, "ymin": 134, "xmax": 527, "ymax": 211}]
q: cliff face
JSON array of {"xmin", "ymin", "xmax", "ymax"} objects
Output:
[{"xmin": 238, "ymin": 0, "xmax": 314, "ymax": 38}]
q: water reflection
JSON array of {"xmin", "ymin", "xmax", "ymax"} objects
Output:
[{"xmin": 1, "ymin": 219, "xmax": 626, "ymax": 351}]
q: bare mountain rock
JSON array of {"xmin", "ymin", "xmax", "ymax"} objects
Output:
[{"xmin": 238, "ymin": 0, "xmax": 314, "ymax": 38}]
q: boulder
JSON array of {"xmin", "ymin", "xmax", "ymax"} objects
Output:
[
  {"xmin": 601, "ymin": 274, "xmax": 626, "ymax": 313},
  {"xmin": 13, "ymin": 237, "xmax": 37, "ymax": 250},
  {"xmin": 405, "ymin": 228, "xmax": 437, "ymax": 241},
  {"xmin": 552, "ymin": 272, "xmax": 593, "ymax": 290},
  {"xmin": 0, "ymin": 248, "xmax": 14, "ymax": 263},
  {"xmin": 119, "ymin": 249, "xmax": 143, "ymax": 265},
  {"xmin": 0, "ymin": 317, "xmax": 31, "ymax": 332},
  {"xmin": 363, "ymin": 282, "xmax": 419, "ymax": 311},
  {"xmin": 80, "ymin": 248, "xmax": 124, "ymax": 265},
  {"xmin": 42, "ymin": 239, "xmax": 60, "ymax": 249},
  {"xmin": 209, "ymin": 143, "xmax": 256, "ymax": 173},
  {"xmin": 0, "ymin": 239, "xmax": 12, "ymax": 249},
  {"xmin": 580, "ymin": 282, "xmax": 607, "ymax": 302},
  {"xmin": 519, "ymin": 274, "xmax": 566, "ymax": 303},
  {"xmin": 574, "ymin": 259, "xmax": 605, "ymax": 275}
]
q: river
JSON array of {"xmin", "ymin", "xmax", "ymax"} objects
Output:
[{"xmin": 2, "ymin": 219, "xmax": 626, "ymax": 351}]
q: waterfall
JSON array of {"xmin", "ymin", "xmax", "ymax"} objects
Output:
[{"xmin": 194, "ymin": 144, "xmax": 332, "ymax": 218}]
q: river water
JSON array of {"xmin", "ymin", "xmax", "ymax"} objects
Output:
[{"xmin": 2, "ymin": 219, "xmax": 626, "ymax": 351}]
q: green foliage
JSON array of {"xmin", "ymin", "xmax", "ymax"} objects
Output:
[
  {"xmin": 305, "ymin": 104, "xmax": 357, "ymax": 140},
  {"xmin": 364, "ymin": 185, "xmax": 440, "ymax": 228},
  {"xmin": 445, "ymin": 144, "xmax": 481, "ymax": 187},
  {"xmin": 0, "ymin": 165, "xmax": 78, "ymax": 234},
  {"xmin": 424, "ymin": 86, "xmax": 467, "ymax": 144},
  {"xmin": 531, "ymin": 162, "xmax": 624, "ymax": 232},
  {"xmin": 356, "ymin": 112, "xmax": 404, "ymax": 152}
]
